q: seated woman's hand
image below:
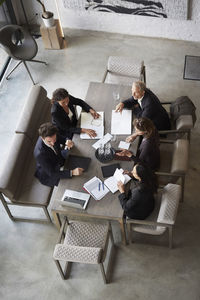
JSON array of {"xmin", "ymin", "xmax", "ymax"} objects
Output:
[
  {"xmin": 65, "ymin": 139, "xmax": 74, "ymax": 149},
  {"xmin": 123, "ymin": 170, "xmax": 132, "ymax": 177},
  {"xmin": 117, "ymin": 181, "xmax": 125, "ymax": 193},
  {"xmin": 82, "ymin": 128, "xmax": 97, "ymax": 138},
  {"xmin": 89, "ymin": 109, "xmax": 100, "ymax": 119},
  {"xmin": 116, "ymin": 149, "xmax": 133, "ymax": 158},
  {"xmin": 126, "ymin": 135, "xmax": 134, "ymax": 143}
]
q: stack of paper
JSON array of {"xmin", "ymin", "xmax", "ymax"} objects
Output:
[
  {"xmin": 80, "ymin": 111, "xmax": 104, "ymax": 139},
  {"xmin": 83, "ymin": 176, "xmax": 109, "ymax": 200},
  {"xmin": 104, "ymin": 168, "xmax": 131, "ymax": 194},
  {"xmin": 111, "ymin": 110, "xmax": 132, "ymax": 135},
  {"xmin": 92, "ymin": 133, "xmax": 113, "ymax": 150}
]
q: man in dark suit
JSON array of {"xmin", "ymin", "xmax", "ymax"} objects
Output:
[
  {"xmin": 115, "ymin": 81, "xmax": 170, "ymax": 131},
  {"xmin": 34, "ymin": 123, "xmax": 83, "ymax": 187}
]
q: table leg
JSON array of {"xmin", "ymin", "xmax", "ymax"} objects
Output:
[
  {"xmin": 52, "ymin": 211, "xmax": 61, "ymax": 230},
  {"xmin": 119, "ymin": 218, "xmax": 127, "ymax": 245}
]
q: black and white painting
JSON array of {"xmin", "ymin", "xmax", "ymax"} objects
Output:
[{"xmin": 63, "ymin": 0, "xmax": 189, "ymax": 20}]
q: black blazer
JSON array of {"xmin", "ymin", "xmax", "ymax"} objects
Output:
[
  {"xmin": 132, "ymin": 133, "xmax": 160, "ymax": 171},
  {"xmin": 123, "ymin": 88, "xmax": 171, "ymax": 131},
  {"xmin": 34, "ymin": 135, "xmax": 71, "ymax": 187},
  {"xmin": 118, "ymin": 182, "xmax": 155, "ymax": 220},
  {"xmin": 51, "ymin": 94, "xmax": 92, "ymax": 139}
]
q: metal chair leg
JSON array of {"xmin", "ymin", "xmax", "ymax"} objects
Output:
[
  {"xmin": 168, "ymin": 227, "xmax": 173, "ymax": 249},
  {"xmin": 23, "ymin": 61, "xmax": 35, "ymax": 85},
  {"xmin": 29, "ymin": 59, "xmax": 47, "ymax": 65},
  {"xmin": 6, "ymin": 61, "xmax": 22, "ymax": 79},
  {"xmin": 99, "ymin": 262, "xmax": 108, "ymax": 284}
]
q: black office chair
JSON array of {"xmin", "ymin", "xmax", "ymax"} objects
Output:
[{"xmin": 0, "ymin": 24, "xmax": 47, "ymax": 85}]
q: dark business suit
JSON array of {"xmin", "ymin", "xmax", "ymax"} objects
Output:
[
  {"xmin": 118, "ymin": 182, "xmax": 155, "ymax": 220},
  {"xmin": 51, "ymin": 94, "xmax": 93, "ymax": 139},
  {"xmin": 132, "ymin": 133, "xmax": 160, "ymax": 170},
  {"xmin": 123, "ymin": 88, "xmax": 171, "ymax": 130},
  {"xmin": 34, "ymin": 135, "xmax": 71, "ymax": 187}
]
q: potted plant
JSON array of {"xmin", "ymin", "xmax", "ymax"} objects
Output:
[{"xmin": 36, "ymin": 0, "xmax": 54, "ymax": 27}]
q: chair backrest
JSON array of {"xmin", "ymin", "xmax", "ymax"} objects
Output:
[
  {"xmin": 15, "ymin": 85, "xmax": 51, "ymax": 142},
  {"xmin": 170, "ymin": 139, "xmax": 189, "ymax": 174},
  {"xmin": 0, "ymin": 25, "xmax": 37, "ymax": 60},
  {"xmin": 104, "ymin": 56, "xmax": 145, "ymax": 85}
]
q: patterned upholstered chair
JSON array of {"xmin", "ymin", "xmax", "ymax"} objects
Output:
[
  {"xmin": 102, "ymin": 56, "xmax": 146, "ymax": 85},
  {"xmin": 53, "ymin": 218, "xmax": 114, "ymax": 284},
  {"xmin": 127, "ymin": 183, "xmax": 181, "ymax": 248}
]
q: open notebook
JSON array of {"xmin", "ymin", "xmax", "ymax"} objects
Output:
[
  {"xmin": 80, "ymin": 111, "xmax": 104, "ymax": 139},
  {"xmin": 104, "ymin": 168, "xmax": 131, "ymax": 193}
]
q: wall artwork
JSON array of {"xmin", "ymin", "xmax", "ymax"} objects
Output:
[{"xmin": 63, "ymin": 0, "xmax": 189, "ymax": 20}]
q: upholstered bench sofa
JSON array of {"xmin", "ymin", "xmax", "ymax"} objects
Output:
[{"xmin": 0, "ymin": 85, "xmax": 53, "ymax": 222}]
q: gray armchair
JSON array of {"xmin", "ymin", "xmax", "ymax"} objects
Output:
[
  {"xmin": 53, "ymin": 218, "xmax": 114, "ymax": 284},
  {"xmin": 102, "ymin": 56, "xmax": 146, "ymax": 85},
  {"xmin": 127, "ymin": 183, "xmax": 181, "ymax": 248},
  {"xmin": 0, "ymin": 25, "xmax": 47, "ymax": 85}
]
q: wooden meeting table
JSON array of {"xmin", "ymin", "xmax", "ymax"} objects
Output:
[{"xmin": 51, "ymin": 82, "xmax": 138, "ymax": 244}]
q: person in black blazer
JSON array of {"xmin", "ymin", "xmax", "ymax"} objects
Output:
[
  {"xmin": 117, "ymin": 163, "xmax": 156, "ymax": 220},
  {"xmin": 51, "ymin": 88, "xmax": 100, "ymax": 139},
  {"xmin": 115, "ymin": 81, "xmax": 170, "ymax": 131},
  {"xmin": 34, "ymin": 123, "xmax": 83, "ymax": 187},
  {"xmin": 116, "ymin": 117, "xmax": 160, "ymax": 170}
]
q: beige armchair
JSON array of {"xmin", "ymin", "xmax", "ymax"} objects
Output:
[
  {"xmin": 156, "ymin": 139, "xmax": 189, "ymax": 202},
  {"xmin": 53, "ymin": 218, "xmax": 114, "ymax": 284},
  {"xmin": 127, "ymin": 183, "xmax": 181, "ymax": 248},
  {"xmin": 102, "ymin": 56, "xmax": 146, "ymax": 85}
]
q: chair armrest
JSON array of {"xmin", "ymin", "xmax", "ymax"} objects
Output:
[
  {"xmin": 159, "ymin": 129, "xmax": 189, "ymax": 135},
  {"xmin": 155, "ymin": 171, "xmax": 181, "ymax": 178},
  {"xmin": 53, "ymin": 244, "xmax": 102, "ymax": 264},
  {"xmin": 126, "ymin": 219, "xmax": 173, "ymax": 226}
]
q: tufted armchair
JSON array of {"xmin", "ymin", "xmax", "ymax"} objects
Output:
[
  {"xmin": 127, "ymin": 183, "xmax": 181, "ymax": 248},
  {"xmin": 53, "ymin": 218, "xmax": 114, "ymax": 284},
  {"xmin": 102, "ymin": 56, "xmax": 146, "ymax": 86}
]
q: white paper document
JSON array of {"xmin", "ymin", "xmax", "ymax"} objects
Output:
[
  {"xmin": 83, "ymin": 176, "xmax": 109, "ymax": 200},
  {"xmin": 80, "ymin": 111, "xmax": 104, "ymax": 139},
  {"xmin": 104, "ymin": 168, "xmax": 131, "ymax": 194},
  {"xmin": 61, "ymin": 189, "xmax": 90, "ymax": 210},
  {"xmin": 118, "ymin": 141, "xmax": 130, "ymax": 150},
  {"xmin": 92, "ymin": 133, "xmax": 113, "ymax": 150},
  {"xmin": 111, "ymin": 110, "xmax": 132, "ymax": 135}
]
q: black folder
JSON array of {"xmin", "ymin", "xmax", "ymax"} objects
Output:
[
  {"xmin": 101, "ymin": 163, "xmax": 120, "ymax": 178},
  {"xmin": 65, "ymin": 155, "xmax": 91, "ymax": 171}
]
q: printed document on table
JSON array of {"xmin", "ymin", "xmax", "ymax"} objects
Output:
[
  {"xmin": 111, "ymin": 110, "xmax": 132, "ymax": 135},
  {"xmin": 104, "ymin": 168, "xmax": 131, "ymax": 193},
  {"xmin": 83, "ymin": 176, "xmax": 109, "ymax": 200},
  {"xmin": 80, "ymin": 111, "xmax": 104, "ymax": 139},
  {"xmin": 92, "ymin": 133, "xmax": 113, "ymax": 149}
]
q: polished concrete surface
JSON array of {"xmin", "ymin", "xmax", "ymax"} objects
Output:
[{"xmin": 0, "ymin": 29, "xmax": 200, "ymax": 300}]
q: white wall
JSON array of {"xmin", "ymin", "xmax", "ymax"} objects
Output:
[{"xmin": 14, "ymin": 0, "xmax": 200, "ymax": 42}]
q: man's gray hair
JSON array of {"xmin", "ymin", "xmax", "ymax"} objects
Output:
[{"xmin": 132, "ymin": 81, "xmax": 146, "ymax": 92}]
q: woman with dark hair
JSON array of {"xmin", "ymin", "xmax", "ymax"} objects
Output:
[
  {"xmin": 117, "ymin": 163, "xmax": 156, "ymax": 220},
  {"xmin": 51, "ymin": 88, "xmax": 100, "ymax": 139},
  {"xmin": 116, "ymin": 117, "xmax": 160, "ymax": 170}
]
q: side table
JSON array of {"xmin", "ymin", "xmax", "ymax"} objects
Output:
[{"xmin": 40, "ymin": 19, "xmax": 64, "ymax": 50}]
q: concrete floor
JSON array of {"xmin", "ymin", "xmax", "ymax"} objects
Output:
[{"xmin": 0, "ymin": 29, "xmax": 200, "ymax": 300}]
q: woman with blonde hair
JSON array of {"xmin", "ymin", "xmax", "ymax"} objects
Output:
[{"xmin": 116, "ymin": 117, "xmax": 160, "ymax": 170}]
